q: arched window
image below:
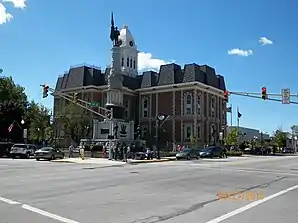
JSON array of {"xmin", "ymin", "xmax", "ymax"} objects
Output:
[
  {"xmin": 121, "ymin": 58, "xmax": 124, "ymax": 67},
  {"xmin": 130, "ymin": 59, "xmax": 132, "ymax": 68},
  {"xmin": 133, "ymin": 60, "xmax": 136, "ymax": 69},
  {"xmin": 126, "ymin": 57, "xmax": 129, "ymax": 67}
]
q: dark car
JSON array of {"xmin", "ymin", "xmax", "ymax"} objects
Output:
[
  {"xmin": 35, "ymin": 147, "xmax": 64, "ymax": 161},
  {"xmin": 282, "ymin": 147, "xmax": 294, "ymax": 154},
  {"xmin": 176, "ymin": 148, "xmax": 200, "ymax": 160},
  {"xmin": 199, "ymin": 146, "xmax": 224, "ymax": 158}
]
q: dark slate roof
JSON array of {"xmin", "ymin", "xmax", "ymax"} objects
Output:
[{"xmin": 55, "ymin": 63, "xmax": 226, "ymax": 91}]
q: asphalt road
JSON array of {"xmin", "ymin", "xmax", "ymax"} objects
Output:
[{"xmin": 0, "ymin": 156, "xmax": 298, "ymax": 223}]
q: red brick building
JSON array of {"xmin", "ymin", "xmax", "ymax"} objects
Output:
[{"xmin": 53, "ymin": 25, "xmax": 227, "ymax": 147}]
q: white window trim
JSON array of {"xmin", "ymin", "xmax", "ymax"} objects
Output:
[
  {"xmin": 142, "ymin": 97, "xmax": 149, "ymax": 117},
  {"xmin": 184, "ymin": 93, "xmax": 193, "ymax": 115},
  {"xmin": 184, "ymin": 124, "xmax": 193, "ymax": 140}
]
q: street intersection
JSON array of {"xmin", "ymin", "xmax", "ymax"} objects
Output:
[{"xmin": 0, "ymin": 156, "xmax": 297, "ymax": 223}]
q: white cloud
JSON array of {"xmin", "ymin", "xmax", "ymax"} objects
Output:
[
  {"xmin": 138, "ymin": 52, "xmax": 172, "ymax": 71},
  {"xmin": 2, "ymin": 0, "xmax": 27, "ymax": 9},
  {"xmin": 259, "ymin": 37, "xmax": 273, "ymax": 45},
  {"xmin": 0, "ymin": 3, "xmax": 13, "ymax": 24},
  {"xmin": 228, "ymin": 48, "xmax": 253, "ymax": 57}
]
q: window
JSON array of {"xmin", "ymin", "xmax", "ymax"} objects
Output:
[
  {"xmin": 184, "ymin": 125, "xmax": 192, "ymax": 139},
  {"xmin": 124, "ymin": 100, "xmax": 129, "ymax": 118},
  {"xmin": 133, "ymin": 60, "xmax": 136, "ymax": 69},
  {"xmin": 211, "ymin": 97, "xmax": 215, "ymax": 118},
  {"xmin": 126, "ymin": 58, "xmax": 129, "ymax": 67},
  {"xmin": 197, "ymin": 95, "xmax": 201, "ymax": 115},
  {"xmin": 142, "ymin": 127, "xmax": 148, "ymax": 137},
  {"xmin": 121, "ymin": 58, "xmax": 124, "ymax": 67},
  {"xmin": 185, "ymin": 94, "xmax": 192, "ymax": 115},
  {"xmin": 142, "ymin": 99, "xmax": 148, "ymax": 117},
  {"xmin": 130, "ymin": 59, "xmax": 132, "ymax": 68}
]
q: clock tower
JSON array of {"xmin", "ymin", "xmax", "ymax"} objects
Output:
[{"xmin": 117, "ymin": 25, "xmax": 138, "ymax": 77}]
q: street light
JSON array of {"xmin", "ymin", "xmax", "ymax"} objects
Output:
[
  {"xmin": 21, "ymin": 119, "xmax": 25, "ymax": 125},
  {"xmin": 156, "ymin": 113, "xmax": 170, "ymax": 160}
]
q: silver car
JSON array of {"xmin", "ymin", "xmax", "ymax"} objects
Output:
[{"xmin": 34, "ymin": 147, "xmax": 64, "ymax": 161}]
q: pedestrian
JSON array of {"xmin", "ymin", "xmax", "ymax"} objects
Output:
[
  {"xmin": 68, "ymin": 143, "xmax": 74, "ymax": 158},
  {"xmin": 123, "ymin": 145, "xmax": 127, "ymax": 162},
  {"xmin": 222, "ymin": 147, "xmax": 228, "ymax": 158}
]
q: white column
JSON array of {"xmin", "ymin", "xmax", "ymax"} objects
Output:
[{"xmin": 193, "ymin": 89, "xmax": 197, "ymax": 144}]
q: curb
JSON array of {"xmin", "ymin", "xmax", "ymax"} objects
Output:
[{"xmin": 128, "ymin": 159, "xmax": 173, "ymax": 164}]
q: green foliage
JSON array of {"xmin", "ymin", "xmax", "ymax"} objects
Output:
[
  {"xmin": 190, "ymin": 135, "xmax": 196, "ymax": 145},
  {"xmin": 224, "ymin": 128, "xmax": 238, "ymax": 146},
  {"xmin": 25, "ymin": 101, "xmax": 52, "ymax": 142},
  {"xmin": 273, "ymin": 129, "xmax": 287, "ymax": 148},
  {"xmin": 0, "ymin": 76, "xmax": 28, "ymax": 141},
  {"xmin": 59, "ymin": 103, "xmax": 90, "ymax": 143}
]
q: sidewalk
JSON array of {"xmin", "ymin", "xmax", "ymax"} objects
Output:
[{"xmin": 51, "ymin": 157, "xmax": 175, "ymax": 165}]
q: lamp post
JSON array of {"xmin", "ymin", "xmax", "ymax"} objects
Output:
[{"xmin": 156, "ymin": 113, "xmax": 170, "ymax": 160}]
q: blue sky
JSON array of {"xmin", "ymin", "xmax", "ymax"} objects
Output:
[{"xmin": 1, "ymin": 0, "xmax": 298, "ymax": 134}]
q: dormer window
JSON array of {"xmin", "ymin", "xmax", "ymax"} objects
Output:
[
  {"xmin": 142, "ymin": 98, "xmax": 148, "ymax": 117},
  {"xmin": 130, "ymin": 59, "xmax": 132, "ymax": 68},
  {"xmin": 126, "ymin": 58, "xmax": 129, "ymax": 67},
  {"xmin": 133, "ymin": 60, "xmax": 136, "ymax": 69},
  {"xmin": 121, "ymin": 58, "xmax": 124, "ymax": 67},
  {"xmin": 184, "ymin": 93, "xmax": 193, "ymax": 115}
]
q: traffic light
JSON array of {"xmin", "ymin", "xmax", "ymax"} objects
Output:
[
  {"xmin": 73, "ymin": 93, "xmax": 79, "ymax": 102},
  {"xmin": 223, "ymin": 91, "xmax": 229, "ymax": 102},
  {"xmin": 42, "ymin": 85, "xmax": 49, "ymax": 98},
  {"xmin": 261, "ymin": 87, "xmax": 267, "ymax": 100}
]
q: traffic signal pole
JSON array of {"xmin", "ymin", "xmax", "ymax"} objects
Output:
[
  {"xmin": 43, "ymin": 85, "xmax": 112, "ymax": 120},
  {"xmin": 229, "ymin": 91, "xmax": 298, "ymax": 105}
]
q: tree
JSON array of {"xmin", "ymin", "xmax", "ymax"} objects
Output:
[
  {"xmin": 59, "ymin": 102, "xmax": 90, "ymax": 143},
  {"xmin": 224, "ymin": 128, "xmax": 238, "ymax": 146},
  {"xmin": 25, "ymin": 101, "xmax": 52, "ymax": 143},
  {"xmin": 273, "ymin": 129, "xmax": 287, "ymax": 148},
  {"xmin": 0, "ymin": 76, "xmax": 28, "ymax": 142},
  {"xmin": 190, "ymin": 135, "xmax": 196, "ymax": 146}
]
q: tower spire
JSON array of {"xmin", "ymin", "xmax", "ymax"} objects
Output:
[{"xmin": 111, "ymin": 12, "xmax": 114, "ymax": 27}]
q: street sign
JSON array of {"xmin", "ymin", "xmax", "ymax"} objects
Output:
[
  {"xmin": 281, "ymin": 88, "xmax": 290, "ymax": 104},
  {"xmin": 87, "ymin": 102, "xmax": 101, "ymax": 107},
  {"xmin": 23, "ymin": 129, "xmax": 27, "ymax": 139}
]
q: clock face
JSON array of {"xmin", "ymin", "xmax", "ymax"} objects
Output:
[
  {"xmin": 118, "ymin": 40, "xmax": 122, "ymax": 46},
  {"xmin": 129, "ymin": 41, "xmax": 134, "ymax": 47}
]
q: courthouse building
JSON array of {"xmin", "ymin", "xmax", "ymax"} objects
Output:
[{"xmin": 53, "ymin": 24, "xmax": 228, "ymax": 146}]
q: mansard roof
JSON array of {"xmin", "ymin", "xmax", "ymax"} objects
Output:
[{"xmin": 55, "ymin": 63, "xmax": 226, "ymax": 91}]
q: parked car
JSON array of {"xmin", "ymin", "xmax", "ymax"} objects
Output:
[
  {"xmin": 10, "ymin": 144, "xmax": 37, "ymax": 159},
  {"xmin": 282, "ymin": 147, "xmax": 294, "ymax": 154},
  {"xmin": 176, "ymin": 148, "xmax": 200, "ymax": 160},
  {"xmin": 199, "ymin": 146, "xmax": 224, "ymax": 158},
  {"xmin": 35, "ymin": 147, "xmax": 64, "ymax": 161}
]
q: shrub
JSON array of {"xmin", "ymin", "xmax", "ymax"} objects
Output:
[{"xmin": 227, "ymin": 151, "xmax": 243, "ymax": 156}]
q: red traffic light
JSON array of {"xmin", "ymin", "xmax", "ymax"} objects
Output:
[
  {"xmin": 223, "ymin": 91, "xmax": 229, "ymax": 102},
  {"xmin": 261, "ymin": 87, "xmax": 267, "ymax": 100}
]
